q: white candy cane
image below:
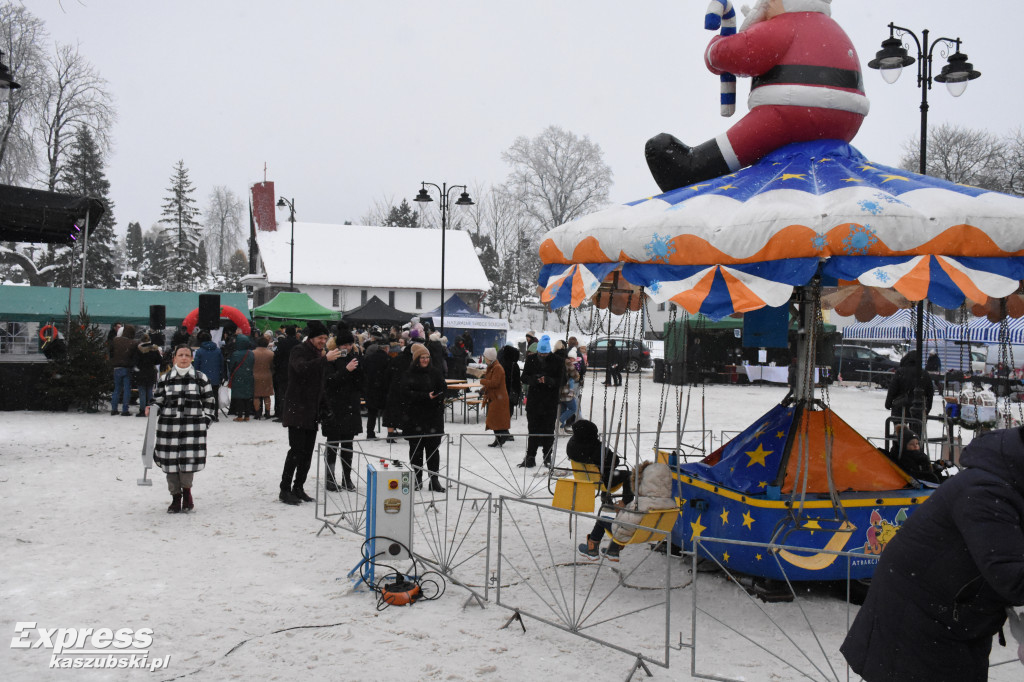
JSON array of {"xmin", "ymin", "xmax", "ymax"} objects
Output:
[{"xmin": 704, "ymin": 0, "xmax": 737, "ymax": 117}]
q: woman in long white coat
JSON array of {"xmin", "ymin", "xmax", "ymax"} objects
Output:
[{"xmin": 147, "ymin": 345, "xmax": 217, "ymax": 514}]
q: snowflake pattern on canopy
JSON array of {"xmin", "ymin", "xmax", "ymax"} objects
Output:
[
  {"xmin": 857, "ymin": 199, "xmax": 883, "ymax": 215},
  {"xmin": 842, "ymin": 225, "xmax": 878, "ymax": 256},
  {"xmin": 644, "ymin": 233, "xmax": 675, "ymax": 264}
]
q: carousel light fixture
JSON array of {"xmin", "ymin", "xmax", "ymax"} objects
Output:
[{"xmin": 413, "ymin": 182, "xmax": 473, "ymax": 335}]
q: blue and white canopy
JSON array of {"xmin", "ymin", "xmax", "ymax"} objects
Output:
[{"xmin": 539, "ymin": 140, "xmax": 1024, "ymax": 319}]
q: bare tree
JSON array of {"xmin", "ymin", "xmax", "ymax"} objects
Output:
[
  {"xmin": 35, "ymin": 42, "xmax": 115, "ymax": 191},
  {"xmin": 0, "ymin": 4, "xmax": 48, "ymax": 185},
  {"xmin": 1001, "ymin": 128, "xmax": 1024, "ymax": 197},
  {"xmin": 204, "ymin": 186, "xmax": 244, "ymax": 272},
  {"xmin": 899, "ymin": 123, "xmax": 1005, "ymax": 191},
  {"xmin": 501, "ymin": 125, "xmax": 613, "ymax": 236},
  {"xmin": 360, "ymin": 194, "xmax": 399, "ymax": 226}
]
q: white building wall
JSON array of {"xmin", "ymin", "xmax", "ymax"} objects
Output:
[{"xmin": 290, "ymin": 284, "xmax": 480, "ymax": 315}]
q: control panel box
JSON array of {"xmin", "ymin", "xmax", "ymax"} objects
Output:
[{"xmin": 365, "ymin": 459, "xmax": 414, "ymax": 561}]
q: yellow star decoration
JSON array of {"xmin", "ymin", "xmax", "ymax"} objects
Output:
[
  {"xmin": 742, "ymin": 511, "xmax": 755, "ymax": 529},
  {"xmin": 723, "ymin": 551, "xmax": 731, "ymax": 563},
  {"xmin": 880, "ymin": 174, "xmax": 909, "ymax": 183},
  {"xmin": 859, "ymin": 165, "xmax": 876, "ymax": 172},
  {"xmin": 720, "ymin": 509, "xmax": 729, "ymax": 525},
  {"xmin": 841, "ymin": 177, "xmax": 863, "ymax": 183},
  {"xmin": 776, "ymin": 430, "xmax": 785, "ymax": 439},
  {"xmin": 818, "ymin": 157, "xmax": 832, "ymax": 163},
  {"xmin": 779, "ymin": 173, "xmax": 806, "ymax": 181},
  {"xmin": 755, "ymin": 553, "xmax": 763, "ymax": 561},
  {"xmin": 846, "ymin": 460, "xmax": 859, "ymax": 473},
  {"xmin": 690, "ymin": 514, "xmax": 706, "ymax": 540},
  {"xmin": 804, "ymin": 519, "xmax": 821, "ymax": 535},
  {"xmin": 716, "ymin": 184, "xmax": 737, "ymax": 191},
  {"xmin": 745, "ymin": 443, "xmax": 773, "ymax": 467},
  {"xmin": 758, "ymin": 481, "xmax": 768, "ymax": 489},
  {"xmin": 689, "ymin": 183, "xmax": 711, "ymax": 191}
]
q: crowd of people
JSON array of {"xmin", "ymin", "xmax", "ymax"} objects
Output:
[{"xmin": 109, "ymin": 318, "xmax": 592, "ymax": 510}]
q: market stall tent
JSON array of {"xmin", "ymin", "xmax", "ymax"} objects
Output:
[
  {"xmin": 0, "ymin": 286, "xmax": 247, "ymax": 326},
  {"xmin": 341, "ymin": 295, "xmax": 413, "ymax": 328},
  {"xmin": 251, "ymin": 292, "xmax": 341, "ymax": 330},
  {"xmin": 421, "ymin": 295, "xmax": 508, "ymax": 352}
]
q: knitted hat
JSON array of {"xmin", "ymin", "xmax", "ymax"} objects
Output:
[
  {"xmin": 537, "ymin": 335, "xmax": 552, "ymax": 354},
  {"xmin": 411, "ymin": 343, "xmax": 431, "ymax": 363},
  {"xmin": 483, "ymin": 347, "xmax": 498, "ymax": 363},
  {"xmin": 306, "ymin": 320, "xmax": 329, "ymax": 339},
  {"xmin": 568, "ymin": 347, "xmax": 578, "ymax": 359},
  {"xmin": 553, "ymin": 339, "xmax": 565, "ymax": 352},
  {"xmin": 335, "ymin": 327, "xmax": 355, "ymax": 346},
  {"xmin": 409, "ymin": 328, "xmax": 422, "ymax": 340},
  {"xmin": 528, "ymin": 342, "xmax": 538, "ymax": 353}
]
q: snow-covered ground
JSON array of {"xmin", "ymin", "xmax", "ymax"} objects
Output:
[{"xmin": 2, "ymin": 377, "xmax": 1019, "ymax": 681}]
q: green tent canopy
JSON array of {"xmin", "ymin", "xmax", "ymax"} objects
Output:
[
  {"xmin": 252, "ymin": 292, "xmax": 341, "ymax": 323},
  {"xmin": 0, "ymin": 286, "xmax": 248, "ymax": 326}
]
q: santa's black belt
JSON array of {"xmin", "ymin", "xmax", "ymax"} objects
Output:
[{"xmin": 752, "ymin": 64, "xmax": 864, "ymax": 93}]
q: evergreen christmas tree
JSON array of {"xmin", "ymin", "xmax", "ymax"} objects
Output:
[
  {"xmin": 385, "ymin": 199, "xmax": 419, "ymax": 227},
  {"xmin": 40, "ymin": 310, "xmax": 112, "ymax": 411},
  {"xmin": 59, "ymin": 127, "xmax": 118, "ymax": 288},
  {"xmin": 158, "ymin": 160, "xmax": 203, "ymax": 291},
  {"xmin": 125, "ymin": 221, "xmax": 144, "ymax": 273}
]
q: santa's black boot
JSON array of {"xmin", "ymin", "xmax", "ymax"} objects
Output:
[{"xmin": 645, "ymin": 134, "xmax": 732, "ymax": 193}]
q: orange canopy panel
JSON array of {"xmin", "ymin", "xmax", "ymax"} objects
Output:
[{"xmin": 781, "ymin": 409, "xmax": 911, "ymax": 493}]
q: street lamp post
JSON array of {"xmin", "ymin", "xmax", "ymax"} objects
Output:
[
  {"xmin": 276, "ymin": 197, "xmax": 296, "ymax": 291},
  {"xmin": 867, "ymin": 23, "xmax": 981, "ymax": 368},
  {"xmin": 0, "ymin": 50, "xmax": 20, "ymax": 102},
  {"xmin": 413, "ymin": 182, "xmax": 474, "ymax": 336}
]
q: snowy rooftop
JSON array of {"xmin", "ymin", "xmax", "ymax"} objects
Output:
[{"xmin": 253, "ymin": 222, "xmax": 490, "ymax": 291}]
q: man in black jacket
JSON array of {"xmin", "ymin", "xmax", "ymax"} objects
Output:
[
  {"xmin": 841, "ymin": 426, "xmax": 1024, "ymax": 680},
  {"xmin": 518, "ymin": 335, "xmax": 563, "ymax": 468},
  {"xmin": 272, "ymin": 325, "xmax": 300, "ymax": 421},
  {"xmin": 278, "ymin": 321, "xmax": 341, "ymax": 505},
  {"xmin": 884, "ymin": 350, "xmax": 934, "ymax": 430}
]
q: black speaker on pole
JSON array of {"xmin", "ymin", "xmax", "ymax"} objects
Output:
[
  {"xmin": 149, "ymin": 304, "xmax": 166, "ymax": 330},
  {"xmin": 198, "ymin": 294, "xmax": 221, "ymax": 329}
]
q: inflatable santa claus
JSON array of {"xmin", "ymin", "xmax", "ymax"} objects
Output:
[{"xmin": 646, "ymin": 0, "xmax": 869, "ymax": 192}]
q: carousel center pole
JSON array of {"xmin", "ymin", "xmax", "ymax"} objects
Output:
[{"xmin": 793, "ymin": 285, "xmax": 818, "ymax": 404}]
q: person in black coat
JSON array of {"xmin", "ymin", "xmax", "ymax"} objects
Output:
[
  {"xmin": 886, "ymin": 426, "xmax": 943, "ymax": 484},
  {"xmin": 519, "ymin": 335, "xmax": 564, "ymax": 468},
  {"xmin": 272, "ymin": 325, "xmax": 300, "ymax": 420},
  {"xmin": 885, "ymin": 350, "xmax": 934, "ymax": 429},
  {"xmin": 566, "ymin": 420, "xmax": 634, "ymax": 505},
  {"xmin": 498, "ymin": 345, "xmax": 522, "ymax": 426},
  {"xmin": 135, "ymin": 334, "xmax": 164, "ymax": 417},
  {"xmin": 427, "ymin": 332, "xmax": 448, "ymax": 376},
  {"xmin": 402, "ymin": 344, "xmax": 446, "ymax": 492},
  {"xmin": 841, "ymin": 426, "xmax": 1024, "ymax": 681},
  {"xmin": 360, "ymin": 343, "xmax": 390, "ymax": 440},
  {"xmin": 279, "ymin": 321, "xmax": 342, "ymax": 505},
  {"xmin": 382, "ymin": 343, "xmax": 414, "ymax": 443},
  {"xmin": 448, "ymin": 338, "xmax": 469, "ymax": 380},
  {"xmin": 604, "ymin": 339, "xmax": 623, "ymax": 386},
  {"xmin": 321, "ymin": 328, "xmax": 363, "ymax": 491},
  {"xmin": 461, "ymin": 330, "xmax": 475, "ymax": 356}
]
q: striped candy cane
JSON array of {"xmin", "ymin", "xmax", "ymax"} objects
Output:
[{"xmin": 704, "ymin": 0, "xmax": 737, "ymax": 117}]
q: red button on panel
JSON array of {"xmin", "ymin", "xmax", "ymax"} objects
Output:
[{"xmin": 389, "ymin": 480, "xmax": 398, "ymax": 489}]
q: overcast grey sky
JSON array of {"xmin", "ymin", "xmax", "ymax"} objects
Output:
[{"xmin": 27, "ymin": 0, "xmax": 1024, "ymax": 234}]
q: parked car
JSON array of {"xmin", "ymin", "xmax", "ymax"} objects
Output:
[
  {"xmin": 831, "ymin": 344, "xmax": 899, "ymax": 386},
  {"xmin": 586, "ymin": 337, "xmax": 653, "ymax": 373}
]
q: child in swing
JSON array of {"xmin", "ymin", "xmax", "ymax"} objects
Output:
[{"xmin": 578, "ymin": 459, "xmax": 675, "ymax": 562}]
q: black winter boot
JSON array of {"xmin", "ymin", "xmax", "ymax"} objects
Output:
[
  {"xmin": 167, "ymin": 495, "xmax": 182, "ymax": 514},
  {"xmin": 428, "ymin": 477, "xmax": 446, "ymax": 493},
  {"xmin": 292, "ymin": 486, "xmax": 314, "ymax": 503},
  {"xmin": 517, "ymin": 457, "xmax": 536, "ymax": 468},
  {"xmin": 182, "ymin": 488, "xmax": 194, "ymax": 511},
  {"xmin": 578, "ymin": 537, "xmax": 599, "ymax": 560},
  {"xmin": 645, "ymin": 134, "xmax": 732, "ymax": 193},
  {"xmin": 279, "ymin": 488, "xmax": 301, "ymax": 505}
]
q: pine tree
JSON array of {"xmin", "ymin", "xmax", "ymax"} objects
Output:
[
  {"xmin": 125, "ymin": 221, "xmax": 144, "ymax": 272},
  {"xmin": 59, "ymin": 127, "xmax": 118, "ymax": 288},
  {"xmin": 223, "ymin": 249, "xmax": 248, "ymax": 291},
  {"xmin": 196, "ymin": 239, "xmax": 209, "ymax": 285},
  {"xmin": 142, "ymin": 228, "xmax": 169, "ymax": 285},
  {"xmin": 158, "ymin": 160, "xmax": 203, "ymax": 291},
  {"xmin": 39, "ymin": 310, "xmax": 111, "ymax": 411},
  {"xmin": 384, "ymin": 199, "xmax": 419, "ymax": 227}
]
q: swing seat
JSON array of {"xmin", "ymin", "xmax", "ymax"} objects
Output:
[
  {"xmin": 570, "ymin": 461, "xmax": 626, "ymax": 496},
  {"xmin": 551, "ymin": 478, "xmax": 598, "ymax": 512},
  {"xmin": 605, "ymin": 507, "xmax": 679, "ymax": 546}
]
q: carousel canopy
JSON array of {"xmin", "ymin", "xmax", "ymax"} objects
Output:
[{"xmin": 539, "ymin": 140, "xmax": 1024, "ymax": 319}]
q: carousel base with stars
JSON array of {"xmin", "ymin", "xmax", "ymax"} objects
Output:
[{"xmin": 659, "ymin": 399, "xmax": 934, "ymax": 582}]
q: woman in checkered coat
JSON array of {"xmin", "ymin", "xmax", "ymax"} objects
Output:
[{"xmin": 146, "ymin": 345, "xmax": 217, "ymax": 514}]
